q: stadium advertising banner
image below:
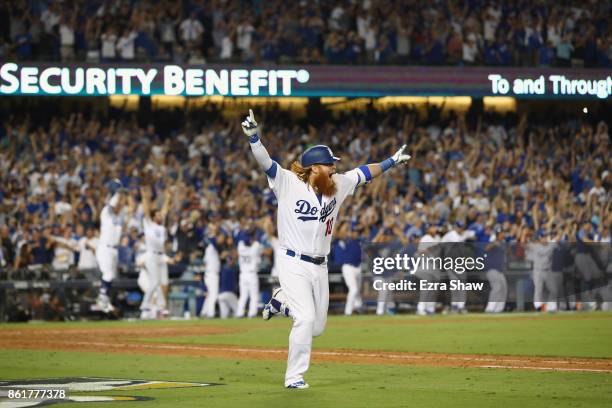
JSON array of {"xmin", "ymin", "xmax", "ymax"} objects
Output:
[{"xmin": 0, "ymin": 62, "xmax": 610, "ymax": 99}]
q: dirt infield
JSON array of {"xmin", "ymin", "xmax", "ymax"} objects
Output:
[{"xmin": 1, "ymin": 325, "xmax": 610, "ymax": 373}]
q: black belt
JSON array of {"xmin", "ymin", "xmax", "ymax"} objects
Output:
[
  {"xmin": 286, "ymin": 249, "xmax": 326, "ymax": 265},
  {"xmin": 106, "ymin": 245, "xmax": 119, "ymax": 249}
]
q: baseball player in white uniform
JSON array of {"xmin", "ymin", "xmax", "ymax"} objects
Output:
[
  {"xmin": 441, "ymin": 221, "xmax": 475, "ymax": 312},
  {"xmin": 241, "ymin": 110, "xmax": 411, "ymax": 389},
  {"xmin": 235, "ymin": 228, "xmax": 264, "ymax": 318},
  {"xmin": 415, "ymin": 224, "xmax": 441, "ymax": 315},
  {"xmin": 140, "ymin": 186, "xmax": 172, "ymax": 318},
  {"xmin": 201, "ymin": 224, "xmax": 221, "ymax": 318},
  {"xmin": 526, "ymin": 231, "xmax": 561, "ymax": 312},
  {"xmin": 95, "ymin": 180, "xmax": 132, "ymax": 313}
]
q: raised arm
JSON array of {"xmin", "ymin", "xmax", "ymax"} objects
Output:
[
  {"xmin": 355, "ymin": 144, "xmax": 412, "ymax": 184},
  {"xmin": 140, "ymin": 186, "xmax": 152, "ymax": 220},
  {"xmin": 241, "ymin": 109, "xmax": 278, "ymax": 178},
  {"xmin": 160, "ymin": 186, "xmax": 172, "ymax": 222}
]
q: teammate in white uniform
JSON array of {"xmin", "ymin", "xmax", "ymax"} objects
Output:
[
  {"xmin": 441, "ymin": 221, "xmax": 475, "ymax": 312},
  {"xmin": 140, "ymin": 186, "xmax": 172, "ymax": 318},
  {"xmin": 95, "ymin": 180, "xmax": 132, "ymax": 313},
  {"xmin": 235, "ymin": 228, "xmax": 264, "ymax": 318},
  {"xmin": 415, "ymin": 224, "xmax": 441, "ymax": 315},
  {"xmin": 241, "ymin": 110, "xmax": 411, "ymax": 389},
  {"xmin": 526, "ymin": 231, "xmax": 560, "ymax": 312},
  {"xmin": 201, "ymin": 224, "xmax": 221, "ymax": 318}
]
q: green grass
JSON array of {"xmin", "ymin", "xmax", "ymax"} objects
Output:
[
  {"xmin": 138, "ymin": 312, "xmax": 612, "ymax": 358},
  {"xmin": 1, "ymin": 350, "xmax": 611, "ymax": 408},
  {"xmin": 1, "ymin": 313, "xmax": 611, "ymax": 407}
]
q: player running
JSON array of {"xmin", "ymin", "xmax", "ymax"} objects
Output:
[{"xmin": 241, "ymin": 110, "xmax": 411, "ymax": 389}]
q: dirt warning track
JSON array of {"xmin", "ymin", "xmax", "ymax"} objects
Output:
[{"xmin": 1, "ymin": 325, "xmax": 610, "ymax": 373}]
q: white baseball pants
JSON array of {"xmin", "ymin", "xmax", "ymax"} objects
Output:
[
  {"xmin": 341, "ymin": 264, "xmax": 362, "ymax": 315},
  {"xmin": 236, "ymin": 273, "xmax": 259, "ymax": 318},
  {"xmin": 277, "ymin": 253, "xmax": 328, "ymax": 387},
  {"xmin": 533, "ymin": 269, "xmax": 563, "ymax": 312},
  {"xmin": 138, "ymin": 253, "xmax": 167, "ymax": 316},
  {"xmin": 202, "ymin": 272, "xmax": 219, "ymax": 318},
  {"xmin": 218, "ymin": 291, "xmax": 238, "ymax": 318},
  {"xmin": 415, "ymin": 268, "xmax": 441, "ymax": 315},
  {"xmin": 96, "ymin": 245, "xmax": 118, "ymax": 282},
  {"xmin": 485, "ymin": 269, "xmax": 507, "ymax": 313}
]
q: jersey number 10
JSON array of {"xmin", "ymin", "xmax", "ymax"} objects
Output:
[{"xmin": 325, "ymin": 218, "xmax": 334, "ymax": 236}]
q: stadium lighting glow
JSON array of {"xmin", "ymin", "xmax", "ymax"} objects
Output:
[{"xmin": 483, "ymin": 96, "xmax": 517, "ymax": 113}]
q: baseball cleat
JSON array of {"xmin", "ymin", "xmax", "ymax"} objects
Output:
[
  {"xmin": 95, "ymin": 294, "xmax": 115, "ymax": 313},
  {"xmin": 286, "ymin": 381, "xmax": 310, "ymax": 389}
]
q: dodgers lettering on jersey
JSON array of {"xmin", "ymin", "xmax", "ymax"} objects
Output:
[
  {"xmin": 237, "ymin": 240, "xmax": 263, "ymax": 274},
  {"xmin": 268, "ymin": 168, "xmax": 363, "ymax": 257},
  {"xmin": 98, "ymin": 205, "xmax": 125, "ymax": 246},
  {"xmin": 143, "ymin": 217, "xmax": 167, "ymax": 253}
]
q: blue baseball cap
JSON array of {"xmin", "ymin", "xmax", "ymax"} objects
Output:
[{"xmin": 301, "ymin": 145, "xmax": 340, "ymax": 167}]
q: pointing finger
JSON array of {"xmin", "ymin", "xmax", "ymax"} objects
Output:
[{"xmin": 249, "ymin": 109, "xmax": 254, "ymax": 122}]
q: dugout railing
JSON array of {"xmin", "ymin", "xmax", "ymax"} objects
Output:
[{"xmin": 1, "ymin": 255, "xmax": 611, "ymax": 322}]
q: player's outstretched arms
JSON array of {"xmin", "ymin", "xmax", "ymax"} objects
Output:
[
  {"xmin": 140, "ymin": 186, "xmax": 152, "ymax": 220},
  {"xmin": 357, "ymin": 144, "xmax": 412, "ymax": 183},
  {"xmin": 241, "ymin": 109, "xmax": 279, "ymax": 179}
]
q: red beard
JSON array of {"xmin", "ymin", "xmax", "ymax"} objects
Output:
[{"xmin": 312, "ymin": 172, "xmax": 337, "ymax": 197}]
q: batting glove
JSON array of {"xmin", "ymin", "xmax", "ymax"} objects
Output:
[
  {"xmin": 241, "ymin": 109, "xmax": 259, "ymax": 141},
  {"xmin": 391, "ymin": 144, "xmax": 411, "ymax": 164}
]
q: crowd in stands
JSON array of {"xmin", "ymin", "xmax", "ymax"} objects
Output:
[
  {"xmin": 1, "ymin": 103, "xmax": 610, "ymax": 280},
  {"xmin": 0, "ymin": 0, "xmax": 610, "ymax": 67}
]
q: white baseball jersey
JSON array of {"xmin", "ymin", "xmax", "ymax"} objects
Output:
[
  {"xmin": 526, "ymin": 243, "xmax": 555, "ymax": 271},
  {"xmin": 237, "ymin": 240, "xmax": 263, "ymax": 274},
  {"xmin": 99, "ymin": 205, "xmax": 125, "ymax": 247},
  {"xmin": 268, "ymin": 168, "xmax": 364, "ymax": 257},
  {"xmin": 204, "ymin": 243, "xmax": 221, "ymax": 275},
  {"xmin": 143, "ymin": 217, "xmax": 167, "ymax": 253}
]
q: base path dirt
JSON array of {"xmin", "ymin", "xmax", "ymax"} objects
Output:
[{"xmin": 1, "ymin": 325, "xmax": 610, "ymax": 373}]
